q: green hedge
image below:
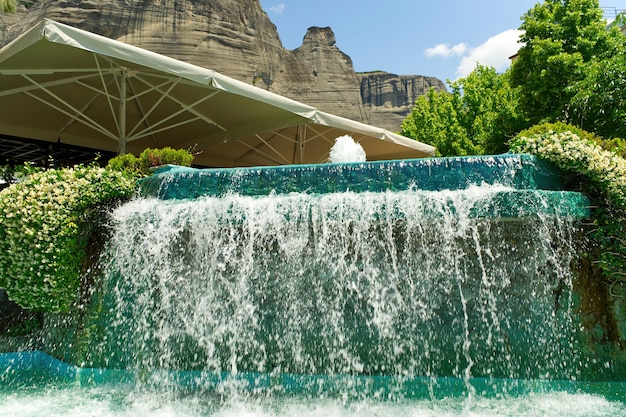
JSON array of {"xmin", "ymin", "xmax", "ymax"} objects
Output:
[
  {"xmin": 0, "ymin": 165, "xmax": 138, "ymax": 312},
  {"xmin": 0, "ymin": 148, "xmax": 194, "ymax": 313}
]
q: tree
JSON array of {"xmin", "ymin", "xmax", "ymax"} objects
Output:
[
  {"xmin": 401, "ymin": 87, "xmax": 476, "ymax": 157},
  {"xmin": 509, "ymin": 0, "xmax": 622, "ymax": 125},
  {"xmin": 451, "ymin": 66, "xmax": 525, "ymax": 155},
  {"xmin": 401, "ymin": 65, "xmax": 523, "ymax": 157},
  {"xmin": 1, "ymin": 0, "xmax": 17, "ymax": 13},
  {"xmin": 567, "ymin": 49, "xmax": 626, "ymax": 139}
]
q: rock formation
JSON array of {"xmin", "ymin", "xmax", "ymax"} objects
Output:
[
  {"xmin": 0, "ymin": 0, "xmax": 446, "ymax": 132},
  {"xmin": 359, "ymin": 72, "xmax": 447, "ymax": 132},
  {"xmin": 279, "ymin": 26, "xmax": 368, "ymax": 123}
]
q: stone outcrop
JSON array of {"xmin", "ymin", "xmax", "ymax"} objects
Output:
[
  {"xmin": 0, "ymin": 0, "xmax": 445, "ymax": 132},
  {"xmin": 1, "ymin": 0, "xmax": 286, "ymax": 89},
  {"xmin": 359, "ymin": 72, "xmax": 447, "ymax": 131},
  {"xmin": 279, "ymin": 26, "xmax": 367, "ymax": 123}
]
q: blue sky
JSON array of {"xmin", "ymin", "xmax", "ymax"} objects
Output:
[{"xmin": 259, "ymin": 1, "xmax": 622, "ymax": 84}]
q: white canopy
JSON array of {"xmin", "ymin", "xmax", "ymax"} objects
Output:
[{"xmin": 0, "ymin": 19, "xmax": 435, "ymax": 167}]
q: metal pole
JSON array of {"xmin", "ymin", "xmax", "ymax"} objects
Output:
[
  {"xmin": 118, "ymin": 69, "xmax": 127, "ymax": 154},
  {"xmin": 295, "ymin": 124, "xmax": 306, "ymax": 164}
]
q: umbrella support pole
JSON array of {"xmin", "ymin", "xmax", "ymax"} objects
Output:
[
  {"xmin": 118, "ymin": 69, "xmax": 127, "ymax": 154},
  {"xmin": 295, "ymin": 124, "xmax": 305, "ymax": 164}
]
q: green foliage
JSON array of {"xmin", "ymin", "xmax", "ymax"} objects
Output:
[
  {"xmin": 401, "ymin": 66, "xmax": 523, "ymax": 156},
  {"xmin": 1, "ymin": 0, "xmax": 17, "ymax": 13},
  {"xmin": 517, "ymin": 122, "xmax": 626, "ymax": 158},
  {"xmin": 107, "ymin": 147, "xmax": 194, "ymax": 176},
  {"xmin": 598, "ymin": 138, "xmax": 626, "ymax": 159},
  {"xmin": 139, "ymin": 147, "xmax": 194, "ymax": 169},
  {"xmin": 510, "ymin": 128, "xmax": 626, "ymax": 297},
  {"xmin": 401, "ymin": 88, "xmax": 475, "ymax": 157},
  {"xmin": 105, "ymin": 153, "xmax": 142, "ymax": 174},
  {"xmin": 609, "ymin": 11, "xmax": 626, "ymax": 32},
  {"xmin": 0, "ymin": 165, "xmax": 138, "ymax": 312},
  {"xmin": 516, "ymin": 122, "xmax": 603, "ymax": 144},
  {"xmin": 452, "ymin": 67, "xmax": 525, "ymax": 155},
  {"xmin": 510, "ymin": 0, "xmax": 626, "ymax": 128},
  {"xmin": 0, "ymin": 148, "xmax": 192, "ymax": 312},
  {"xmin": 0, "ymin": 162, "xmax": 42, "ymax": 185},
  {"xmin": 567, "ymin": 55, "xmax": 626, "ymax": 139}
]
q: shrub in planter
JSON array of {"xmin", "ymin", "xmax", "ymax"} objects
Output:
[{"xmin": 107, "ymin": 147, "xmax": 194, "ymax": 176}]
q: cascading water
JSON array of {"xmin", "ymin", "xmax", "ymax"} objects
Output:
[
  {"xmin": 78, "ymin": 155, "xmax": 589, "ymax": 396},
  {"xmin": 97, "ymin": 185, "xmax": 583, "ymax": 388},
  {"xmin": 2, "ymin": 154, "xmax": 625, "ymax": 416}
]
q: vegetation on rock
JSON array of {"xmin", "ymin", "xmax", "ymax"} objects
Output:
[{"xmin": 1, "ymin": 0, "xmax": 17, "ymax": 13}]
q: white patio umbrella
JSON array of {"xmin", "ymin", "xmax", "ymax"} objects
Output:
[{"xmin": 0, "ymin": 19, "xmax": 435, "ymax": 167}]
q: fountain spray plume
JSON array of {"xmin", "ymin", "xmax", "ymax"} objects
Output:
[{"xmin": 329, "ymin": 135, "xmax": 366, "ymax": 163}]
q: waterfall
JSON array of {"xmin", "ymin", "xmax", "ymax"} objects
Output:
[
  {"xmin": 5, "ymin": 155, "xmax": 624, "ymax": 416},
  {"xmin": 89, "ymin": 182, "xmax": 586, "ymax": 391}
]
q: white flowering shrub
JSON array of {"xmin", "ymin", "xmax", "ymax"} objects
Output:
[
  {"xmin": 510, "ymin": 130, "xmax": 626, "ymax": 207},
  {"xmin": 510, "ymin": 128, "xmax": 626, "ymax": 298},
  {"xmin": 0, "ymin": 165, "xmax": 138, "ymax": 312}
]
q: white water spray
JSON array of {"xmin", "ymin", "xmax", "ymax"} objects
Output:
[
  {"xmin": 2, "ymin": 158, "xmax": 619, "ymax": 416},
  {"xmin": 329, "ymin": 135, "xmax": 366, "ymax": 163},
  {"xmin": 93, "ymin": 184, "xmax": 583, "ymax": 387}
]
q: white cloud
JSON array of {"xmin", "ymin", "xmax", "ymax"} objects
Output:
[
  {"xmin": 424, "ymin": 43, "xmax": 469, "ymax": 58},
  {"xmin": 454, "ymin": 29, "xmax": 523, "ymax": 79},
  {"xmin": 424, "ymin": 29, "xmax": 523, "ymax": 80},
  {"xmin": 269, "ymin": 3, "xmax": 286, "ymax": 15}
]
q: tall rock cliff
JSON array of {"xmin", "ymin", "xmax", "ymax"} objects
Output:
[
  {"xmin": 281, "ymin": 26, "xmax": 368, "ymax": 123},
  {"xmin": 1, "ymin": 0, "xmax": 286, "ymax": 87},
  {"xmin": 0, "ymin": 0, "xmax": 445, "ymax": 132},
  {"xmin": 359, "ymin": 72, "xmax": 447, "ymax": 132}
]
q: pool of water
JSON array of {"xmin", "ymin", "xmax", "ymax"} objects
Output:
[{"xmin": 2, "ymin": 368, "xmax": 625, "ymax": 417}]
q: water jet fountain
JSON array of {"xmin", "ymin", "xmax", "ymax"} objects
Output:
[{"xmin": 1, "ymin": 153, "xmax": 625, "ymax": 416}]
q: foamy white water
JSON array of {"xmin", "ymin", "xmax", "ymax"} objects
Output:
[
  {"xmin": 328, "ymin": 135, "xmax": 366, "ymax": 163},
  {"xmin": 87, "ymin": 185, "xmax": 586, "ymax": 381},
  {"xmin": 2, "ymin": 385, "xmax": 625, "ymax": 417}
]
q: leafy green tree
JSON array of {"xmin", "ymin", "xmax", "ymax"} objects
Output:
[
  {"xmin": 452, "ymin": 66, "xmax": 525, "ymax": 155},
  {"xmin": 510, "ymin": 0, "xmax": 623, "ymax": 125},
  {"xmin": 401, "ymin": 88, "xmax": 475, "ymax": 157},
  {"xmin": 401, "ymin": 65, "xmax": 523, "ymax": 156},
  {"xmin": 567, "ymin": 53, "xmax": 626, "ymax": 139}
]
